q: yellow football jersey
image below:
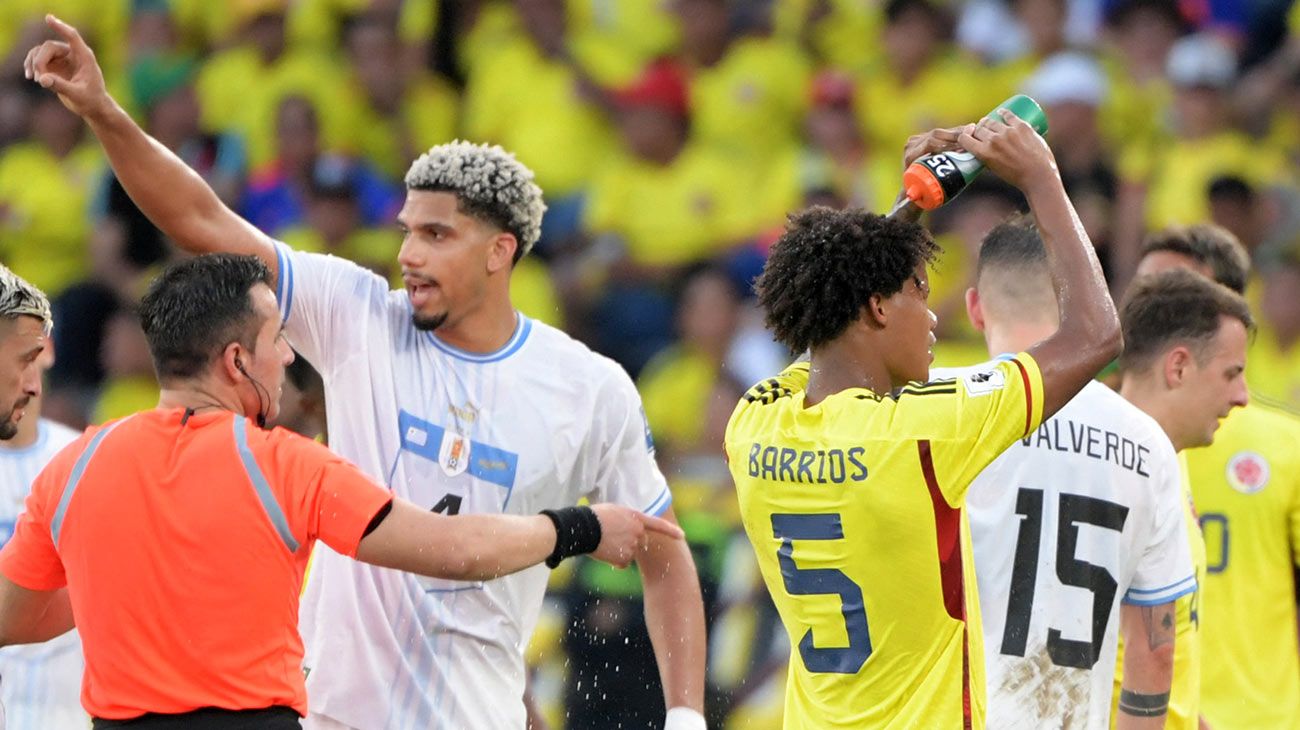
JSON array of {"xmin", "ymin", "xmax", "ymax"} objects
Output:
[
  {"xmin": 1112, "ymin": 452, "xmax": 1206, "ymax": 730},
  {"xmin": 1185, "ymin": 403, "xmax": 1300, "ymax": 730},
  {"xmin": 726, "ymin": 354, "xmax": 1045, "ymax": 729}
]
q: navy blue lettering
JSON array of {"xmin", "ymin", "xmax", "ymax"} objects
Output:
[
  {"xmin": 828, "ymin": 450, "xmax": 847, "ymax": 483},
  {"xmin": 762, "ymin": 446, "xmax": 779, "ymax": 481},
  {"xmin": 847, "ymin": 447, "xmax": 868, "ymax": 481},
  {"xmin": 779, "ymin": 448, "xmax": 798, "ymax": 482}
]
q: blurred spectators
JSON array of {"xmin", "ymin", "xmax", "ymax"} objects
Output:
[
  {"xmin": 239, "ymin": 94, "xmax": 400, "ymax": 236},
  {"xmin": 340, "ymin": 12, "xmax": 458, "ymax": 180},
  {"xmin": 0, "ymin": 1, "xmax": 1298, "ymax": 727},
  {"xmin": 195, "ymin": 0, "xmax": 351, "ymax": 168},
  {"xmin": 1250, "ymin": 248, "xmax": 1300, "ymax": 411},
  {"xmin": 0, "ymin": 84, "xmax": 100, "ymax": 296},
  {"xmin": 855, "ymin": 0, "xmax": 985, "ymax": 157},
  {"xmin": 462, "ymin": 0, "xmax": 620, "ymax": 248},
  {"xmin": 100, "ymin": 52, "xmax": 246, "ymax": 270}
]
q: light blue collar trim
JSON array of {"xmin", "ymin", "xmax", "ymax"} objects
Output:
[{"xmin": 425, "ymin": 314, "xmax": 532, "ymax": 364}]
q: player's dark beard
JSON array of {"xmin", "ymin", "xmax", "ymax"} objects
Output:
[
  {"xmin": 0, "ymin": 396, "xmax": 28, "ymax": 441},
  {"xmin": 412, "ymin": 311, "xmax": 449, "ymax": 331}
]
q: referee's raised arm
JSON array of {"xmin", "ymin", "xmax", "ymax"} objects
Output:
[
  {"xmin": 958, "ymin": 111, "xmax": 1122, "ymax": 420},
  {"xmin": 23, "ymin": 15, "xmax": 281, "ymax": 282}
]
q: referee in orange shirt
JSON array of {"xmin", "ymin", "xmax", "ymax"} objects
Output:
[{"xmin": 0, "ymin": 254, "xmax": 679, "ymax": 729}]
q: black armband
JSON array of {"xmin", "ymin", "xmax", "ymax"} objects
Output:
[
  {"xmin": 1118, "ymin": 689, "xmax": 1170, "ymax": 717},
  {"xmin": 540, "ymin": 506, "xmax": 602, "ymax": 568}
]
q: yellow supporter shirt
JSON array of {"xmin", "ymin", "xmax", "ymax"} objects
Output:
[
  {"xmin": 1123, "ymin": 131, "xmax": 1283, "ymax": 232},
  {"xmin": 726, "ymin": 354, "xmax": 1046, "ymax": 729},
  {"xmin": 0, "ymin": 142, "xmax": 102, "ymax": 295},
  {"xmin": 854, "ymin": 54, "xmax": 991, "ymax": 160},
  {"xmin": 0, "ymin": 0, "xmax": 129, "ymax": 84},
  {"xmin": 773, "ymin": 0, "xmax": 884, "ymax": 71},
  {"xmin": 341, "ymin": 72, "xmax": 460, "ymax": 180},
  {"xmin": 1111, "ymin": 451, "xmax": 1207, "ymax": 729},
  {"xmin": 195, "ymin": 46, "xmax": 353, "ymax": 168},
  {"xmin": 461, "ymin": 36, "xmax": 617, "ymax": 199},
  {"xmin": 688, "ymin": 36, "xmax": 813, "ymax": 165},
  {"xmin": 583, "ymin": 145, "xmax": 758, "ymax": 267},
  {"xmin": 566, "ymin": 0, "xmax": 678, "ymax": 86},
  {"xmin": 789, "ymin": 147, "xmax": 901, "ymax": 215},
  {"xmin": 639, "ymin": 346, "xmax": 717, "ymax": 453},
  {"xmin": 1245, "ymin": 325, "xmax": 1300, "ymax": 412},
  {"xmin": 1098, "ymin": 55, "xmax": 1170, "ymax": 159},
  {"xmin": 1184, "ymin": 403, "xmax": 1300, "ymax": 730},
  {"xmin": 508, "ymin": 256, "xmax": 564, "ymax": 330}
]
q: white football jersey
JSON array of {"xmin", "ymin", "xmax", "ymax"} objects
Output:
[
  {"xmin": 0, "ymin": 418, "xmax": 86, "ymax": 730},
  {"xmin": 276, "ymin": 245, "xmax": 672, "ymax": 730},
  {"xmin": 939, "ymin": 375, "xmax": 1194, "ymax": 730}
]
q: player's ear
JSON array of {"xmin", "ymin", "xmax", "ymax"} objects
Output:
[
  {"xmin": 486, "ymin": 232, "xmax": 517, "ymax": 274},
  {"xmin": 865, "ymin": 293, "xmax": 889, "ymax": 328},
  {"xmin": 965, "ymin": 287, "xmax": 985, "ymax": 332},
  {"xmin": 220, "ymin": 341, "xmax": 244, "ymax": 383},
  {"xmin": 1163, "ymin": 345, "xmax": 1194, "ymax": 389}
]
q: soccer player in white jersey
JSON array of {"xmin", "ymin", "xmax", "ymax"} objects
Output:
[
  {"xmin": 0, "ymin": 264, "xmax": 55, "ymax": 730},
  {"xmin": 0, "ymin": 344, "xmax": 83, "ymax": 730},
  {"xmin": 936, "ymin": 217, "xmax": 1194, "ymax": 729},
  {"xmin": 24, "ymin": 16, "xmax": 707, "ymax": 730}
]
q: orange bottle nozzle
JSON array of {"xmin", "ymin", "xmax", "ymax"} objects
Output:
[{"xmin": 902, "ymin": 162, "xmax": 947, "ymax": 210}]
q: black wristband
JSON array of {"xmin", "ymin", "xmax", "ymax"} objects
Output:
[{"xmin": 540, "ymin": 506, "xmax": 603, "ymax": 568}]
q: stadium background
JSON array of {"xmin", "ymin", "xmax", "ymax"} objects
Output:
[{"xmin": 1, "ymin": 0, "xmax": 1299, "ymax": 727}]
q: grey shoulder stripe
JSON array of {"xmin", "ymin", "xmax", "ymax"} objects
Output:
[
  {"xmin": 232, "ymin": 416, "xmax": 300, "ymax": 552},
  {"xmin": 50, "ymin": 418, "xmax": 131, "ymax": 545}
]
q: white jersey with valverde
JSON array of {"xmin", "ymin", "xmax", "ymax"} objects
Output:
[
  {"xmin": 275, "ymin": 244, "xmax": 672, "ymax": 730},
  {"xmin": 0, "ymin": 418, "xmax": 86, "ymax": 730},
  {"xmin": 936, "ymin": 375, "xmax": 1194, "ymax": 730}
]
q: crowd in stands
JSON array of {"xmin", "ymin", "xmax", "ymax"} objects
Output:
[{"xmin": 1, "ymin": 0, "xmax": 1299, "ymax": 726}]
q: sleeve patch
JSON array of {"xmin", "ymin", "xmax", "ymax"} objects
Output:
[{"xmin": 962, "ymin": 367, "xmax": 1007, "ymax": 397}]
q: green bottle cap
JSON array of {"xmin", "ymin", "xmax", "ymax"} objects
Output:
[{"xmin": 987, "ymin": 94, "xmax": 1049, "ymax": 136}]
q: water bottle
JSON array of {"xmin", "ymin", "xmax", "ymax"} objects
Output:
[{"xmin": 895, "ymin": 95, "xmax": 1049, "ymax": 213}]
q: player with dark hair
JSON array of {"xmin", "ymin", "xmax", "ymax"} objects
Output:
[
  {"xmin": 1113, "ymin": 268, "xmax": 1253, "ymax": 729},
  {"xmin": 25, "ymin": 17, "xmax": 706, "ymax": 730},
  {"xmin": 1136, "ymin": 223, "xmax": 1251, "ymax": 296},
  {"xmin": 952, "ymin": 215, "xmax": 1192, "ymax": 730},
  {"xmin": 0, "ymin": 253, "xmax": 678, "ymax": 729},
  {"xmin": 1132, "ymin": 232, "xmax": 1300, "ymax": 729},
  {"xmin": 726, "ymin": 113, "xmax": 1121, "ymax": 727}
]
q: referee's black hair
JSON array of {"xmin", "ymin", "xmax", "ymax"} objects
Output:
[
  {"xmin": 139, "ymin": 254, "xmax": 274, "ymax": 382},
  {"xmin": 756, "ymin": 207, "xmax": 939, "ymax": 354}
]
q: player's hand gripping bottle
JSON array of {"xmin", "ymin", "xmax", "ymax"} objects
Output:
[{"xmin": 900, "ymin": 94, "xmax": 1049, "ymax": 210}]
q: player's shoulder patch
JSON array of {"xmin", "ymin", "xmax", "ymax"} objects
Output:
[
  {"xmin": 1226, "ymin": 451, "xmax": 1270, "ymax": 494},
  {"xmin": 961, "ymin": 363, "xmax": 1008, "ymax": 397}
]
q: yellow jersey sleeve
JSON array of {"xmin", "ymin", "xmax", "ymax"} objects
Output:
[{"xmin": 891, "ymin": 353, "xmax": 1045, "ymax": 507}]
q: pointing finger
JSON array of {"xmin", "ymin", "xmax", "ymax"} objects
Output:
[
  {"xmin": 639, "ymin": 513, "xmax": 684, "ymax": 539},
  {"xmin": 45, "ymin": 15, "xmax": 91, "ymax": 57}
]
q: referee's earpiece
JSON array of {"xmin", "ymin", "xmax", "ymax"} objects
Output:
[{"xmin": 232, "ymin": 354, "xmax": 269, "ymax": 429}]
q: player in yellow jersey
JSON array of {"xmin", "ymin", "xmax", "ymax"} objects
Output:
[
  {"xmin": 1114, "ymin": 269, "xmax": 1254, "ymax": 729},
  {"xmin": 1133, "ymin": 226, "xmax": 1300, "ymax": 729},
  {"xmin": 725, "ymin": 114, "xmax": 1122, "ymax": 728}
]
